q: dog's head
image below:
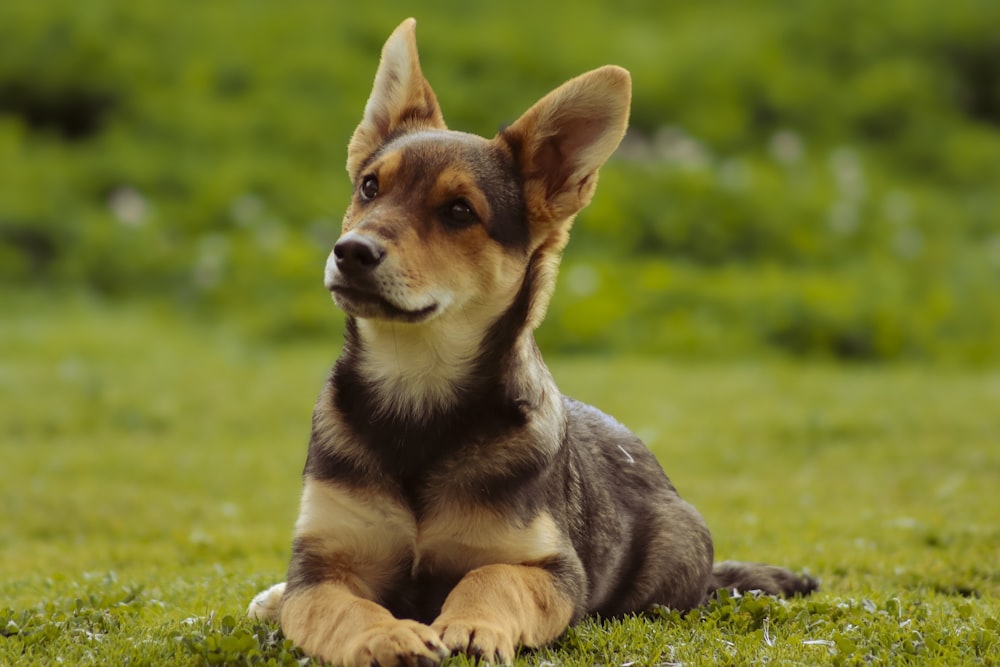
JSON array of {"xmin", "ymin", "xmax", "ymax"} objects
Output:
[{"xmin": 324, "ymin": 18, "xmax": 630, "ymax": 334}]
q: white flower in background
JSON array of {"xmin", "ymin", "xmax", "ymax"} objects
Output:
[
  {"xmin": 654, "ymin": 126, "xmax": 712, "ymax": 170},
  {"xmin": 108, "ymin": 186, "xmax": 149, "ymax": 227},
  {"xmin": 829, "ymin": 147, "xmax": 866, "ymax": 201},
  {"xmin": 769, "ymin": 129, "xmax": 804, "ymax": 165}
]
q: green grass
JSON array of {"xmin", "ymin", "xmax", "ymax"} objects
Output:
[{"xmin": 2, "ymin": 296, "xmax": 998, "ymax": 665}]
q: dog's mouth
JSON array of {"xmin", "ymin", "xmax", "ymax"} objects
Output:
[{"xmin": 330, "ymin": 285, "xmax": 438, "ymax": 323}]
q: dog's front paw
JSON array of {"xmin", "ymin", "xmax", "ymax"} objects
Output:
[
  {"xmin": 247, "ymin": 582, "xmax": 286, "ymax": 622},
  {"xmin": 433, "ymin": 618, "xmax": 515, "ymax": 665},
  {"xmin": 348, "ymin": 619, "xmax": 449, "ymax": 667}
]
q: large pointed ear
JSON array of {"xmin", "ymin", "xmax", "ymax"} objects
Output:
[
  {"xmin": 499, "ymin": 66, "xmax": 631, "ymax": 233},
  {"xmin": 346, "ymin": 18, "xmax": 446, "ymax": 177}
]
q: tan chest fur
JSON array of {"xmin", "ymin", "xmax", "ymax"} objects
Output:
[{"xmin": 294, "ymin": 477, "xmax": 563, "ymax": 597}]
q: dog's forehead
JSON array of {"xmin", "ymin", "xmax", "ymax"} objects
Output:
[
  {"xmin": 389, "ymin": 129, "xmax": 488, "ymax": 151},
  {"xmin": 377, "ymin": 130, "xmax": 514, "ymax": 178},
  {"xmin": 366, "ymin": 129, "xmax": 527, "ymax": 249}
]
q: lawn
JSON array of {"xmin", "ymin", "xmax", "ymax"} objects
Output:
[{"xmin": 1, "ymin": 297, "xmax": 998, "ymax": 665}]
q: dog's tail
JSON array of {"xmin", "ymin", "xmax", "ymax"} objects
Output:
[{"xmin": 709, "ymin": 560, "xmax": 818, "ymax": 598}]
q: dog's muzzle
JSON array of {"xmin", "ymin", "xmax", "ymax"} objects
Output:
[{"xmin": 324, "ymin": 232, "xmax": 437, "ymax": 322}]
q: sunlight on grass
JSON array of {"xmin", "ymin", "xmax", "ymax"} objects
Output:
[{"xmin": 2, "ymin": 299, "xmax": 998, "ymax": 664}]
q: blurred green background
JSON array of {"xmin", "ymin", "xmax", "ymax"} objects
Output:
[
  {"xmin": 1, "ymin": 0, "xmax": 998, "ymax": 362},
  {"xmin": 3, "ymin": 4, "xmax": 1000, "ymax": 663}
]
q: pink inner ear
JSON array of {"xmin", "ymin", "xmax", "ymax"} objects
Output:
[
  {"xmin": 367, "ymin": 70, "xmax": 442, "ymax": 137},
  {"xmin": 535, "ymin": 137, "xmax": 569, "ymax": 199},
  {"xmin": 534, "ymin": 116, "xmax": 610, "ymax": 199}
]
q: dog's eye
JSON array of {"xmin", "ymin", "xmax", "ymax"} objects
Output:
[
  {"xmin": 359, "ymin": 175, "xmax": 379, "ymax": 201},
  {"xmin": 441, "ymin": 199, "xmax": 479, "ymax": 228}
]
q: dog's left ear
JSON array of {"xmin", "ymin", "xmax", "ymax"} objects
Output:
[
  {"xmin": 500, "ymin": 66, "xmax": 631, "ymax": 236},
  {"xmin": 347, "ymin": 18, "xmax": 446, "ymax": 177}
]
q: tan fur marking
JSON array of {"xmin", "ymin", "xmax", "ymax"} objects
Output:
[
  {"xmin": 416, "ymin": 509, "xmax": 563, "ymax": 574},
  {"xmin": 282, "ymin": 582, "xmax": 447, "ymax": 667},
  {"xmin": 294, "ymin": 478, "xmax": 414, "ymax": 595},
  {"xmin": 432, "ymin": 564, "xmax": 575, "ymax": 662},
  {"xmin": 432, "ymin": 167, "xmax": 492, "ymax": 222},
  {"xmin": 359, "ymin": 149, "xmax": 404, "ymax": 193}
]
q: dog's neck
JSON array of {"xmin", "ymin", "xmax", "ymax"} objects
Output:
[{"xmin": 350, "ymin": 315, "xmax": 488, "ymax": 420}]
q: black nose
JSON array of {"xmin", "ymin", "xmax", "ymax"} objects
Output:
[{"xmin": 333, "ymin": 234, "xmax": 385, "ymax": 275}]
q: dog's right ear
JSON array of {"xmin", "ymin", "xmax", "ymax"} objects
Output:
[{"xmin": 347, "ymin": 18, "xmax": 446, "ymax": 178}]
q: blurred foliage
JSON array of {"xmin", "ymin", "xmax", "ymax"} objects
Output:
[{"xmin": 1, "ymin": 0, "xmax": 998, "ymax": 362}]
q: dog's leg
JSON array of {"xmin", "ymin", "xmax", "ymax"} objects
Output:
[
  {"xmin": 431, "ymin": 563, "xmax": 576, "ymax": 664},
  {"xmin": 281, "ymin": 580, "xmax": 449, "ymax": 667}
]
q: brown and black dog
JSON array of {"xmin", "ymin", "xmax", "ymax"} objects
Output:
[{"xmin": 248, "ymin": 18, "xmax": 817, "ymax": 666}]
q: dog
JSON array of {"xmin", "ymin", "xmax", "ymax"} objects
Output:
[{"xmin": 247, "ymin": 18, "xmax": 818, "ymax": 666}]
